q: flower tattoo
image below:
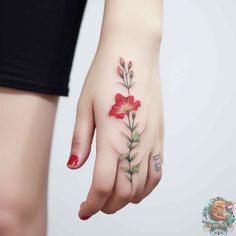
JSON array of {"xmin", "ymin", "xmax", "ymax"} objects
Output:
[
  {"xmin": 108, "ymin": 57, "xmax": 143, "ymax": 185},
  {"xmin": 109, "ymin": 93, "xmax": 141, "ymax": 119}
]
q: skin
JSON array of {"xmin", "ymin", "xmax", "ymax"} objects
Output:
[
  {"xmin": 0, "ymin": 87, "xmax": 58, "ymax": 236},
  {"xmin": 68, "ymin": 0, "xmax": 164, "ymax": 220},
  {"xmin": 0, "ymin": 0, "xmax": 164, "ymax": 234}
]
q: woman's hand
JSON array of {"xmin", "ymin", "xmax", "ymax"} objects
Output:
[{"xmin": 66, "ymin": 0, "xmax": 164, "ymax": 220}]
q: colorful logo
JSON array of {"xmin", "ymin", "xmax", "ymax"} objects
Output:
[{"xmin": 202, "ymin": 197, "xmax": 235, "ymax": 235}]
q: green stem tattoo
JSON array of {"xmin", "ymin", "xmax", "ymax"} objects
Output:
[{"xmin": 108, "ymin": 57, "xmax": 142, "ymax": 185}]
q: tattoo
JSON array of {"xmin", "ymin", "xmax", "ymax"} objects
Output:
[
  {"xmin": 108, "ymin": 57, "xmax": 142, "ymax": 185},
  {"xmin": 153, "ymin": 154, "xmax": 162, "ymax": 172}
]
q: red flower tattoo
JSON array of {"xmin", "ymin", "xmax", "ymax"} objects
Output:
[
  {"xmin": 108, "ymin": 93, "xmax": 141, "ymax": 119},
  {"xmin": 108, "ymin": 57, "xmax": 143, "ymax": 186}
]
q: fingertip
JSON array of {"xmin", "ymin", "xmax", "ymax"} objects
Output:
[
  {"xmin": 66, "ymin": 154, "xmax": 81, "ymax": 170},
  {"xmin": 79, "ymin": 213, "xmax": 91, "ymax": 221},
  {"xmin": 78, "ymin": 204, "xmax": 91, "ymax": 221}
]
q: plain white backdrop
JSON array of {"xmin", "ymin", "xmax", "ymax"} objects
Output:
[{"xmin": 47, "ymin": 0, "xmax": 236, "ymax": 235}]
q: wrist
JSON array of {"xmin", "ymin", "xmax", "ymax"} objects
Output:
[
  {"xmin": 99, "ymin": 26, "xmax": 161, "ymax": 52},
  {"xmin": 99, "ymin": 1, "xmax": 163, "ymax": 53}
]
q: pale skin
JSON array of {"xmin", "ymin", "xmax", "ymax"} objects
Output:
[
  {"xmin": 69, "ymin": 0, "xmax": 164, "ymax": 219},
  {"xmin": 0, "ymin": 0, "xmax": 163, "ymax": 235},
  {"xmin": 0, "ymin": 89, "xmax": 58, "ymax": 235}
]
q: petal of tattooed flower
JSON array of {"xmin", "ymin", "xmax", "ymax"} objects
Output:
[
  {"xmin": 126, "ymin": 96, "xmax": 141, "ymax": 111},
  {"xmin": 108, "ymin": 93, "xmax": 141, "ymax": 119}
]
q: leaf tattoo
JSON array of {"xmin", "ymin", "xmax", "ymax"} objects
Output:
[{"xmin": 108, "ymin": 57, "xmax": 142, "ymax": 185}]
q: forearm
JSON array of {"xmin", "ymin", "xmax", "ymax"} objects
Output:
[{"xmin": 98, "ymin": 0, "xmax": 163, "ymax": 56}]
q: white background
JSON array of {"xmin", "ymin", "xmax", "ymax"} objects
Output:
[{"xmin": 47, "ymin": 0, "xmax": 236, "ymax": 235}]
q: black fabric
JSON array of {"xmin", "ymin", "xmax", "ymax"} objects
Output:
[{"xmin": 0, "ymin": 0, "xmax": 87, "ymax": 96}]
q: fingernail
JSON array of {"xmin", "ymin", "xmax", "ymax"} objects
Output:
[{"xmin": 67, "ymin": 154, "xmax": 79, "ymax": 169}]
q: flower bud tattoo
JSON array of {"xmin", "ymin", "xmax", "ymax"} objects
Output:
[{"xmin": 108, "ymin": 57, "xmax": 142, "ymax": 185}]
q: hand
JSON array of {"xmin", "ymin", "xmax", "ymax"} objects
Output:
[
  {"xmin": 67, "ymin": 51, "xmax": 164, "ymax": 220},
  {"xmin": 66, "ymin": 0, "xmax": 164, "ymax": 220}
]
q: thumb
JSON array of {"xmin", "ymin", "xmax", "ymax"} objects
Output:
[{"xmin": 67, "ymin": 96, "xmax": 95, "ymax": 170}]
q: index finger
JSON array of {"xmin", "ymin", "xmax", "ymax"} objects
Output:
[{"xmin": 78, "ymin": 136, "xmax": 118, "ymax": 220}]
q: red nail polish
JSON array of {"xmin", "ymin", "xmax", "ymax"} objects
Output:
[{"xmin": 67, "ymin": 154, "xmax": 79, "ymax": 169}]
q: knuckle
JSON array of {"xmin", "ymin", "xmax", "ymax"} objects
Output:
[
  {"xmin": 131, "ymin": 190, "xmax": 144, "ymax": 204},
  {"xmin": 72, "ymin": 134, "xmax": 92, "ymax": 148},
  {"xmin": 71, "ymin": 135, "xmax": 83, "ymax": 147},
  {"xmin": 116, "ymin": 191, "xmax": 131, "ymax": 202},
  {"xmin": 93, "ymin": 184, "xmax": 111, "ymax": 196},
  {"xmin": 131, "ymin": 197, "xmax": 143, "ymax": 204},
  {"xmin": 101, "ymin": 208, "xmax": 117, "ymax": 215}
]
